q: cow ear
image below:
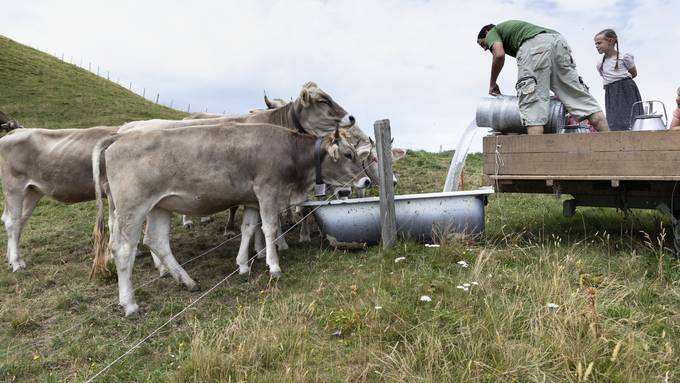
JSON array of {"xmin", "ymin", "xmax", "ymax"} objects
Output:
[
  {"xmin": 357, "ymin": 145, "xmax": 371, "ymax": 161},
  {"xmin": 299, "ymin": 87, "xmax": 311, "ymax": 107},
  {"xmin": 334, "ymin": 126, "xmax": 341, "ymax": 142},
  {"xmin": 391, "ymin": 147, "xmax": 407, "ymax": 160}
]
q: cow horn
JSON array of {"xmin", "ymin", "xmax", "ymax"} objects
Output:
[
  {"xmin": 369, "ymin": 137, "xmax": 375, "ymax": 147},
  {"xmin": 264, "ymin": 94, "xmax": 275, "ymax": 109}
]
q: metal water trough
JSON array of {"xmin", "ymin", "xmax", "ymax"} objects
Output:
[{"xmin": 301, "ymin": 189, "xmax": 493, "ymax": 245}]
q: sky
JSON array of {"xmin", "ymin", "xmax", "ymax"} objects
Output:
[{"xmin": 3, "ymin": 0, "xmax": 679, "ymax": 152}]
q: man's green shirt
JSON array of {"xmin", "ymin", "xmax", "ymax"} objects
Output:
[{"xmin": 485, "ymin": 20, "xmax": 556, "ymax": 57}]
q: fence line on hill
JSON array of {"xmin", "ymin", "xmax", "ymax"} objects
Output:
[{"xmin": 44, "ymin": 48, "xmax": 215, "ymax": 115}]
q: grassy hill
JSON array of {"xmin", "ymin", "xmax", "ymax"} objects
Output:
[
  {"xmin": 0, "ymin": 35, "xmax": 184, "ymax": 128},
  {"xmin": 2, "ymin": 35, "xmax": 680, "ymax": 382}
]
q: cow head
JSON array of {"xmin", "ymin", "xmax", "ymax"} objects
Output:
[
  {"xmin": 343, "ymin": 132, "xmax": 406, "ymax": 189},
  {"xmin": 321, "ymin": 128, "xmax": 371, "ymax": 190},
  {"xmin": 0, "ymin": 119, "xmax": 23, "ymax": 132},
  {"xmin": 294, "ymin": 82, "xmax": 355, "ymax": 135}
]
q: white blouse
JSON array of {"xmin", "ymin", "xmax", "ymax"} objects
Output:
[{"xmin": 596, "ymin": 53, "xmax": 636, "ymax": 86}]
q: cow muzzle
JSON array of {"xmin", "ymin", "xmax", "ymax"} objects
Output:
[
  {"xmin": 354, "ymin": 176, "xmax": 371, "ymax": 189},
  {"xmin": 339, "ymin": 114, "xmax": 356, "ymax": 128}
]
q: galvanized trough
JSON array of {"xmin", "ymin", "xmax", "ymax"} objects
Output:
[{"xmin": 301, "ymin": 188, "xmax": 493, "ymax": 245}]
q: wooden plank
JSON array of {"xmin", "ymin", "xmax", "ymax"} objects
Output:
[
  {"xmin": 484, "ymin": 150, "xmax": 680, "ymax": 177},
  {"xmin": 483, "ymin": 130, "xmax": 680, "ymax": 154},
  {"xmin": 488, "ymin": 175, "xmax": 680, "ymax": 181},
  {"xmin": 374, "ymin": 119, "xmax": 396, "ymax": 250}
]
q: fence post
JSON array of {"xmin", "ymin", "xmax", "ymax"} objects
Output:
[
  {"xmin": 374, "ymin": 119, "xmax": 397, "ymax": 250},
  {"xmin": 142, "ymin": 88, "xmax": 145, "ymax": 98},
  {"xmin": 88, "ymin": 62, "xmax": 91, "ymax": 71},
  {"xmin": 170, "ymin": 99, "xmax": 173, "ymax": 108},
  {"xmin": 155, "ymin": 93, "xmax": 159, "ymax": 103},
  {"xmin": 97, "ymin": 66, "xmax": 99, "ymax": 76},
  {"xmin": 129, "ymin": 82, "xmax": 132, "ymax": 90},
  {"xmin": 187, "ymin": 104, "xmax": 191, "ymax": 113}
]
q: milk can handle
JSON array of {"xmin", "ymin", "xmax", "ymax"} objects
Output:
[{"xmin": 629, "ymin": 100, "xmax": 645, "ymax": 128}]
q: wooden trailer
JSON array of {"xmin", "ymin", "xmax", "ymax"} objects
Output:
[{"xmin": 482, "ymin": 130, "xmax": 680, "ymax": 252}]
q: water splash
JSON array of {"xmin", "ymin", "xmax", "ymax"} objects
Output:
[{"xmin": 443, "ymin": 120, "xmax": 480, "ymax": 192}]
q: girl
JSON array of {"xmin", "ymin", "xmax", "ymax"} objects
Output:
[
  {"xmin": 671, "ymin": 86, "xmax": 680, "ymax": 130},
  {"xmin": 594, "ymin": 29, "xmax": 642, "ymax": 131}
]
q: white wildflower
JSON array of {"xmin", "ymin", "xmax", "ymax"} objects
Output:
[
  {"xmin": 457, "ymin": 260, "xmax": 469, "ymax": 268},
  {"xmin": 463, "ymin": 287, "xmax": 469, "ymax": 292},
  {"xmin": 394, "ymin": 257, "xmax": 406, "ymax": 263},
  {"xmin": 374, "ymin": 305, "xmax": 383, "ymax": 310},
  {"xmin": 425, "ymin": 244, "xmax": 440, "ymax": 248},
  {"xmin": 463, "ymin": 283, "xmax": 471, "ymax": 288},
  {"xmin": 546, "ymin": 303, "xmax": 560, "ymax": 309},
  {"xmin": 471, "ymin": 282, "xmax": 479, "ymax": 286},
  {"xmin": 456, "ymin": 285, "xmax": 465, "ymax": 289},
  {"xmin": 420, "ymin": 295, "xmax": 432, "ymax": 302}
]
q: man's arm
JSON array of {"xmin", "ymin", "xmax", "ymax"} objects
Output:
[
  {"xmin": 671, "ymin": 116, "xmax": 680, "ymax": 130},
  {"xmin": 489, "ymin": 42, "xmax": 505, "ymax": 96}
]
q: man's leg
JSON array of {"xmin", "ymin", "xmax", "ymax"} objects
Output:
[
  {"xmin": 516, "ymin": 35, "xmax": 553, "ymax": 135},
  {"xmin": 549, "ymin": 35, "xmax": 608, "ymax": 131}
]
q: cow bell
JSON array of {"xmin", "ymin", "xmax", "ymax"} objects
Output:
[{"xmin": 314, "ymin": 183, "xmax": 327, "ymax": 198}]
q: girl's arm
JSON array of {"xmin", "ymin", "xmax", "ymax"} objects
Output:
[
  {"xmin": 628, "ymin": 66, "xmax": 638, "ymax": 78},
  {"xmin": 623, "ymin": 54, "xmax": 637, "ymax": 78},
  {"xmin": 670, "ymin": 116, "xmax": 680, "ymax": 130}
]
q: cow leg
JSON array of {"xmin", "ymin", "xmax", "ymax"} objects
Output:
[
  {"xmin": 109, "ymin": 210, "xmax": 145, "ymax": 317},
  {"xmin": 224, "ymin": 206, "xmax": 238, "ymax": 236},
  {"xmin": 3, "ymin": 189, "xmax": 41, "ymax": 271},
  {"xmin": 182, "ymin": 215, "xmax": 194, "ymax": 229},
  {"xmin": 275, "ymin": 217, "xmax": 289, "ymax": 251},
  {"xmin": 254, "ymin": 224, "xmax": 266, "ymax": 260},
  {"xmin": 200, "ymin": 216, "xmax": 213, "ymax": 224},
  {"xmin": 143, "ymin": 208, "xmax": 197, "ymax": 291},
  {"xmin": 259, "ymin": 203, "xmax": 282, "ymax": 277},
  {"xmin": 236, "ymin": 206, "xmax": 259, "ymax": 274},
  {"xmin": 299, "ymin": 216, "xmax": 312, "ymax": 242}
]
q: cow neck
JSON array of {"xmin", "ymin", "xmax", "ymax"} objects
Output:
[
  {"xmin": 313, "ymin": 137, "xmax": 327, "ymax": 197},
  {"xmin": 287, "ymin": 102, "xmax": 308, "ymax": 134}
]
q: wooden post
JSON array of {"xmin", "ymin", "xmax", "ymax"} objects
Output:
[
  {"xmin": 155, "ymin": 93, "xmax": 159, "ymax": 103},
  {"xmin": 374, "ymin": 119, "xmax": 397, "ymax": 250},
  {"xmin": 142, "ymin": 88, "xmax": 145, "ymax": 98}
]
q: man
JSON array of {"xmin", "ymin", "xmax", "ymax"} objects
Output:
[
  {"xmin": 671, "ymin": 86, "xmax": 680, "ymax": 130},
  {"xmin": 477, "ymin": 20, "xmax": 609, "ymax": 134}
]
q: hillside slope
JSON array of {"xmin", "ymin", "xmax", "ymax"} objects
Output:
[{"xmin": 0, "ymin": 35, "xmax": 184, "ymax": 129}]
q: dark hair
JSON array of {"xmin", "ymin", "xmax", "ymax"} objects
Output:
[
  {"xmin": 478, "ymin": 24, "xmax": 495, "ymax": 39},
  {"xmin": 596, "ymin": 28, "xmax": 620, "ymax": 72}
]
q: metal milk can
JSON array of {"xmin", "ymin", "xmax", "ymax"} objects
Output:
[
  {"xmin": 629, "ymin": 100, "xmax": 668, "ymax": 131},
  {"xmin": 476, "ymin": 95, "xmax": 565, "ymax": 134}
]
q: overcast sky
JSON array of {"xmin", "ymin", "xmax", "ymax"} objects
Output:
[{"xmin": 3, "ymin": 0, "xmax": 679, "ymax": 152}]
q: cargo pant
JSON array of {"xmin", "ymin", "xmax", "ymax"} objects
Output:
[{"xmin": 515, "ymin": 33, "xmax": 601, "ymax": 126}]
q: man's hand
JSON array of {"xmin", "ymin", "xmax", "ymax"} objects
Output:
[{"xmin": 489, "ymin": 83, "xmax": 501, "ymax": 96}]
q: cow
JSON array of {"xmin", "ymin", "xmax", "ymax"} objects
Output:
[
  {"xmin": 91, "ymin": 123, "xmax": 371, "ymax": 316},
  {"xmin": 0, "ymin": 126, "xmax": 119, "ymax": 271},
  {"xmin": 0, "ymin": 111, "xmax": 23, "ymax": 132}
]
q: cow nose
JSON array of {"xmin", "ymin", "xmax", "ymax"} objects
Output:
[
  {"xmin": 362, "ymin": 178, "xmax": 371, "ymax": 188},
  {"xmin": 349, "ymin": 115, "xmax": 355, "ymax": 125}
]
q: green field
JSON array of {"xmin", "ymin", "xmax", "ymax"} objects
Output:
[{"xmin": 2, "ymin": 35, "xmax": 680, "ymax": 382}]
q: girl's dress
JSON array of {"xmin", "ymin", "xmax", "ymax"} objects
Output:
[{"xmin": 597, "ymin": 53, "xmax": 642, "ymax": 131}]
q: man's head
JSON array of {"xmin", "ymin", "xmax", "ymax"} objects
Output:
[
  {"xmin": 676, "ymin": 86, "xmax": 680, "ymax": 108},
  {"xmin": 477, "ymin": 24, "xmax": 495, "ymax": 51}
]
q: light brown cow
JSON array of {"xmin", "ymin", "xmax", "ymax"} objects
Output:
[
  {"xmin": 0, "ymin": 127, "xmax": 118, "ymax": 271},
  {"xmin": 92, "ymin": 123, "xmax": 370, "ymax": 316}
]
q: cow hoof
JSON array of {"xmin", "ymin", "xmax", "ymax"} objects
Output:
[
  {"xmin": 299, "ymin": 234, "xmax": 311, "ymax": 242},
  {"xmin": 239, "ymin": 265, "xmax": 250, "ymax": 275},
  {"xmin": 200, "ymin": 216, "xmax": 213, "ymax": 224},
  {"xmin": 184, "ymin": 279, "xmax": 199, "ymax": 292},
  {"xmin": 276, "ymin": 241, "xmax": 289, "ymax": 251},
  {"xmin": 183, "ymin": 222, "xmax": 194, "ymax": 230},
  {"xmin": 124, "ymin": 304, "xmax": 140, "ymax": 318},
  {"xmin": 11, "ymin": 260, "xmax": 26, "ymax": 272},
  {"xmin": 270, "ymin": 270, "xmax": 282, "ymax": 279}
]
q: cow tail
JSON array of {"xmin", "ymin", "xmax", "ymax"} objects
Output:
[{"xmin": 90, "ymin": 135, "xmax": 119, "ymax": 279}]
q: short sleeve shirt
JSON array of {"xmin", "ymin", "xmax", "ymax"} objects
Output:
[
  {"xmin": 596, "ymin": 53, "xmax": 636, "ymax": 85},
  {"xmin": 485, "ymin": 20, "xmax": 555, "ymax": 57}
]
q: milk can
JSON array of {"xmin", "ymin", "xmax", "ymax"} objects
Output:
[
  {"xmin": 476, "ymin": 95, "xmax": 565, "ymax": 134},
  {"xmin": 629, "ymin": 100, "xmax": 668, "ymax": 131}
]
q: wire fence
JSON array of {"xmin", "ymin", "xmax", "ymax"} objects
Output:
[{"xmin": 42, "ymin": 47, "xmax": 220, "ymax": 114}]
